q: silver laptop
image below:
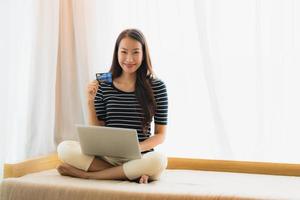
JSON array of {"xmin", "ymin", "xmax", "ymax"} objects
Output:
[{"xmin": 76, "ymin": 124, "xmax": 142, "ymax": 159}]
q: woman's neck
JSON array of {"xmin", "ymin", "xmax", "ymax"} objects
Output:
[
  {"xmin": 113, "ymin": 72, "xmax": 136, "ymax": 93},
  {"xmin": 117, "ymin": 72, "xmax": 136, "ymax": 85}
]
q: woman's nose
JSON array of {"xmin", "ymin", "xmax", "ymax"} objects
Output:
[{"xmin": 126, "ymin": 55, "xmax": 134, "ymax": 62}]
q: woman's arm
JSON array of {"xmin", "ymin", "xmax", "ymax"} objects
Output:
[
  {"xmin": 139, "ymin": 124, "xmax": 167, "ymax": 152},
  {"xmin": 87, "ymin": 100, "xmax": 105, "ymax": 126},
  {"xmin": 86, "ymin": 80, "xmax": 105, "ymax": 126}
]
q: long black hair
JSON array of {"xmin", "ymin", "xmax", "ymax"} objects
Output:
[{"xmin": 109, "ymin": 29, "xmax": 156, "ymax": 134}]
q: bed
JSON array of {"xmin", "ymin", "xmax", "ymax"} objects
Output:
[{"xmin": 2, "ymin": 154, "xmax": 300, "ymax": 200}]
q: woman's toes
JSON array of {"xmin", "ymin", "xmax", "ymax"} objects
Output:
[{"xmin": 139, "ymin": 175, "xmax": 149, "ymax": 184}]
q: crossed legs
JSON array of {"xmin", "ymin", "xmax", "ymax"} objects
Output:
[{"xmin": 56, "ymin": 141, "xmax": 167, "ymax": 184}]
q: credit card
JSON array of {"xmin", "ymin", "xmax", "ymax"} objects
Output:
[{"xmin": 96, "ymin": 72, "xmax": 112, "ymax": 83}]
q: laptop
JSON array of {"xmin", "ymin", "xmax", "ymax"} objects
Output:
[{"xmin": 76, "ymin": 124, "xmax": 142, "ymax": 159}]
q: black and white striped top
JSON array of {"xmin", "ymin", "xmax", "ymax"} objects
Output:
[{"xmin": 94, "ymin": 78, "xmax": 168, "ymax": 144}]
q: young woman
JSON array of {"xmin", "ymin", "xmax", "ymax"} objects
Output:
[{"xmin": 57, "ymin": 29, "xmax": 168, "ymax": 184}]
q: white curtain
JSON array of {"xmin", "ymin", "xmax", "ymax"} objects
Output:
[
  {"xmin": 1, "ymin": 0, "xmax": 300, "ymax": 179},
  {"xmin": 0, "ymin": 0, "xmax": 59, "ymax": 178},
  {"xmin": 194, "ymin": 0, "xmax": 300, "ymax": 163}
]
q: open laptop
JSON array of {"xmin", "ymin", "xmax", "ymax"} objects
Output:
[{"xmin": 76, "ymin": 124, "xmax": 142, "ymax": 159}]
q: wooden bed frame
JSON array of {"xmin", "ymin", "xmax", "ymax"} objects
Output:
[{"xmin": 4, "ymin": 153, "xmax": 300, "ymax": 178}]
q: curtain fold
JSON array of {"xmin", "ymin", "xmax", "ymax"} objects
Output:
[
  {"xmin": 24, "ymin": 0, "xmax": 59, "ymax": 158},
  {"xmin": 0, "ymin": 0, "xmax": 60, "ymax": 179},
  {"xmin": 54, "ymin": 0, "xmax": 85, "ymax": 144},
  {"xmin": 194, "ymin": 0, "xmax": 233, "ymax": 159}
]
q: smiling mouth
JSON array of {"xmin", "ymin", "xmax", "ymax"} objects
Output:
[{"xmin": 124, "ymin": 64, "xmax": 135, "ymax": 68}]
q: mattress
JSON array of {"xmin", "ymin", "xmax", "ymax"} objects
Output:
[{"xmin": 1, "ymin": 169, "xmax": 300, "ymax": 200}]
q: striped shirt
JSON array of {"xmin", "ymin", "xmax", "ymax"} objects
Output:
[{"xmin": 94, "ymin": 78, "xmax": 168, "ymax": 147}]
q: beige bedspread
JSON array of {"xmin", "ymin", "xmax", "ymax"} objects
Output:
[{"xmin": 1, "ymin": 169, "xmax": 300, "ymax": 200}]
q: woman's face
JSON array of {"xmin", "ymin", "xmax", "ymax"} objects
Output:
[{"xmin": 118, "ymin": 37, "xmax": 143, "ymax": 75}]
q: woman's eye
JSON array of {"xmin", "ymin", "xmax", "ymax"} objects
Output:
[
  {"xmin": 133, "ymin": 51, "xmax": 140, "ymax": 54},
  {"xmin": 121, "ymin": 51, "xmax": 127, "ymax": 54}
]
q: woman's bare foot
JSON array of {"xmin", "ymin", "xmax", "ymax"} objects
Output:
[
  {"xmin": 57, "ymin": 164, "xmax": 150, "ymax": 183},
  {"xmin": 139, "ymin": 174, "xmax": 149, "ymax": 184},
  {"xmin": 57, "ymin": 163, "xmax": 87, "ymax": 179}
]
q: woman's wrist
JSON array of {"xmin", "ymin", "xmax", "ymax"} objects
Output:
[{"xmin": 139, "ymin": 142, "xmax": 145, "ymax": 152}]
